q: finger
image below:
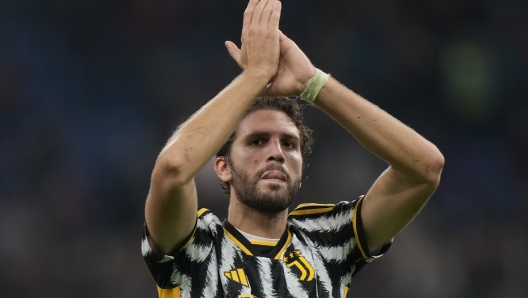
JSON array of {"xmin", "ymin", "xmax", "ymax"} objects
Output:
[
  {"xmin": 252, "ymin": 0, "xmax": 270, "ymax": 26},
  {"xmin": 225, "ymin": 41, "xmax": 243, "ymax": 68},
  {"xmin": 268, "ymin": 1, "xmax": 282, "ymax": 28},
  {"xmin": 261, "ymin": 0, "xmax": 278, "ymax": 26},
  {"xmin": 243, "ymin": 0, "xmax": 259, "ymax": 31}
]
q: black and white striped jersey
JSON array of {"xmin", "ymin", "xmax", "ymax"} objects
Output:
[{"xmin": 142, "ymin": 196, "xmax": 391, "ymax": 298}]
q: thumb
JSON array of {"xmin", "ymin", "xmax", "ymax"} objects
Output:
[
  {"xmin": 279, "ymin": 30, "xmax": 287, "ymax": 41},
  {"xmin": 225, "ymin": 41, "xmax": 243, "ymax": 69}
]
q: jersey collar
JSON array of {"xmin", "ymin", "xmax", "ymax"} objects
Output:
[{"xmin": 222, "ymin": 219, "xmax": 292, "ymax": 260}]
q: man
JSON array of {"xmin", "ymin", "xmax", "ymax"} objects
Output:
[{"xmin": 141, "ymin": 0, "xmax": 444, "ymax": 297}]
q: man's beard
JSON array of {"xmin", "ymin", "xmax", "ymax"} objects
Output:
[{"xmin": 229, "ymin": 162, "xmax": 301, "ymax": 213}]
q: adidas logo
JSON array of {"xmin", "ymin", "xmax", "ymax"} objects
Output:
[{"xmin": 224, "ymin": 268, "xmax": 249, "ymax": 286}]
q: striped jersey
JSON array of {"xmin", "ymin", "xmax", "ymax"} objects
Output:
[{"xmin": 142, "ymin": 196, "xmax": 391, "ymax": 298}]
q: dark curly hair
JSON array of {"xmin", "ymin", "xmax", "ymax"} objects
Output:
[{"xmin": 216, "ymin": 96, "xmax": 313, "ymax": 197}]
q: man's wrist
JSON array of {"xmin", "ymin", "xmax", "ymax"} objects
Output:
[
  {"xmin": 240, "ymin": 69, "xmax": 273, "ymax": 88},
  {"xmin": 298, "ymin": 67, "xmax": 317, "ymax": 93},
  {"xmin": 299, "ymin": 69, "xmax": 330, "ymax": 103}
]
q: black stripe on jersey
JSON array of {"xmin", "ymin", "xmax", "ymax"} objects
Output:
[
  {"xmin": 248, "ymin": 237, "xmax": 278, "ymax": 255},
  {"xmin": 222, "ymin": 219, "xmax": 292, "ymax": 259},
  {"xmin": 252, "ymin": 243, "xmax": 275, "ymax": 255}
]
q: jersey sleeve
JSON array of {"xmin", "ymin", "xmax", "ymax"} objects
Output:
[
  {"xmin": 289, "ymin": 196, "xmax": 392, "ymax": 277},
  {"xmin": 349, "ymin": 196, "xmax": 392, "ymax": 275},
  {"xmin": 141, "ymin": 208, "xmax": 217, "ymax": 291}
]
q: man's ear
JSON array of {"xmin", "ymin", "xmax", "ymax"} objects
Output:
[{"xmin": 214, "ymin": 156, "xmax": 232, "ymax": 183}]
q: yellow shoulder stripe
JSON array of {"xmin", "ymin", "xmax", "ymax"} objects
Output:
[
  {"xmin": 197, "ymin": 208, "xmax": 209, "ymax": 217},
  {"xmin": 289, "ymin": 207, "xmax": 334, "ymax": 216},
  {"xmin": 344, "ymin": 286, "xmax": 350, "ymax": 297},
  {"xmin": 295, "ymin": 203, "xmax": 335, "ymax": 209},
  {"xmin": 157, "ymin": 286, "xmax": 181, "ymax": 298}
]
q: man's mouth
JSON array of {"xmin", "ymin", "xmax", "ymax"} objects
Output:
[{"xmin": 260, "ymin": 170, "xmax": 287, "ymax": 182}]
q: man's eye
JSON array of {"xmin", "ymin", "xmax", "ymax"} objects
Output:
[
  {"xmin": 250, "ymin": 139, "xmax": 263, "ymax": 146},
  {"xmin": 283, "ymin": 141, "xmax": 293, "ymax": 148}
]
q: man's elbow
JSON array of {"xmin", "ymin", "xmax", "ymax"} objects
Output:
[
  {"xmin": 422, "ymin": 147, "xmax": 445, "ymax": 187},
  {"xmin": 153, "ymin": 152, "xmax": 193, "ymax": 187}
]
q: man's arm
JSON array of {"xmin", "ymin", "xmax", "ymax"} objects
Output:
[
  {"xmin": 145, "ymin": 0, "xmax": 282, "ymax": 255},
  {"xmin": 313, "ymin": 78, "xmax": 444, "ymax": 253}
]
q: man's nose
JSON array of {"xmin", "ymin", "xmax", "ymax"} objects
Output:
[{"xmin": 266, "ymin": 139, "xmax": 285, "ymax": 163}]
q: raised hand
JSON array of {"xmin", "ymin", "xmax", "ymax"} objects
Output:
[
  {"xmin": 226, "ymin": 9, "xmax": 317, "ymax": 97},
  {"xmin": 265, "ymin": 31, "xmax": 316, "ymax": 97},
  {"xmin": 225, "ymin": 0, "xmax": 282, "ymax": 82}
]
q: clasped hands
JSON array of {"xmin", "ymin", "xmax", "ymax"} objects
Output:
[{"xmin": 225, "ymin": 0, "xmax": 316, "ymax": 97}]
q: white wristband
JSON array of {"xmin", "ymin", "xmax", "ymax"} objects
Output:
[{"xmin": 300, "ymin": 68, "xmax": 330, "ymax": 103}]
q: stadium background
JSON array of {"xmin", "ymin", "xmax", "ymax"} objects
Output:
[{"xmin": 1, "ymin": 0, "xmax": 527, "ymax": 297}]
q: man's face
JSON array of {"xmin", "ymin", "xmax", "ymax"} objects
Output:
[{"xmin": 226, "ymin": 109, "xmax": 303, "ymax": 213}]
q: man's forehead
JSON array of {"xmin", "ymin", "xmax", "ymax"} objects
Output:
[{"xmin": 236, "ymin": 109, "xmax": 299, "ymax": 138}]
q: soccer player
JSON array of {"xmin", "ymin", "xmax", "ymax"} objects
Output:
[{"xmin": 141, "ymin": 0, "xmax": 444, "ymax": 297}]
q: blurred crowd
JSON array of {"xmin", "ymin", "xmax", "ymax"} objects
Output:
[{"xmin": 1, "ymin": 0, "xmax": 527, "ymax": 297}]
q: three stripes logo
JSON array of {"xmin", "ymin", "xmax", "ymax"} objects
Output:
[
  {"xmin": 224, "ymin": 268, "xmax": 249, "ymax": 286},
  {"xmin": 282, "ymin": 250, "xmax": 315, "ymax": 281}
]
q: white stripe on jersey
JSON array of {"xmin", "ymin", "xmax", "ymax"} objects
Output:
[
  {"xmin": 218, "ymin": 234, "xmax": 253, "ymax": 294},
  {"xmin": 172, "ymin": 271, "xmax": 192, "ymax": 297},
  {"xmin": 141, "ymin": 237, "xmax": 152, "ymax": 257},
  {"xmin": 256, "ymin": 257, "xmax": 278, "ymax": 298},
  {"xmin": 197, "ymin": 212, "xmax": 217, "ymax": 231},
  {"xmin": 290, "ymin": 210, "xmax": 351, "ymax": 233},
  {"xmin": 201, "ymin": 249, "xmax": 219, "ymax": 297},
  {"xmin": 219, "ymin": 234, "xmax": 239, "ymax": 289},
  {"xmin": 185, "ymin": 240, "xmax": 213, "ymax": 263},
  {"xmin": 309, "ymin": 245, "xmax": 334, "ymax": 295},
  {"xmin": 291, "ymin": 235, "xmax": 335, "ymax": 295},
  {"xmin": 316, "ymin": 238, "xmax": 356, "ymax": 263},
  {"xmin": 340, "ymin": 271, "xmax": 353, "ymax": 293},
  {"xmin": 283, "ymin": 262, "xmax": 310, "ymax": 298},
  {"xmin": 141, "ymin": 236, "xmax": 175, "ymax": 263}
]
